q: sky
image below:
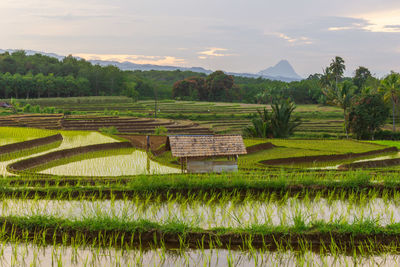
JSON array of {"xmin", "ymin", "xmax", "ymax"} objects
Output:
[{"xmin": 1, "ymin": 0, "xmax": 400, "ymax": 78}]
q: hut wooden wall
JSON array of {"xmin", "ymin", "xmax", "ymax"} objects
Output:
[{"xmin": 187, "ymin": 160, "xmax": 238, "ymax": 173}]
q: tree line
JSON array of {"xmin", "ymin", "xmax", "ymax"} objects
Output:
[
  {"xmin": 0, "ymin": 50, "xmax": 323, "ymax": 103},
  {"xmin": 0, "ymin": 51, "xmax": 202, "ymax": 99},
  {"xmin": 321, "ymin": 56, "xmax": 398, "ymax": 139}
]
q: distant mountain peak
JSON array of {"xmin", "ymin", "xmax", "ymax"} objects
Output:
[{"xmin": 258, "ymin": 60, "xmax": 302, "ymax": 80}]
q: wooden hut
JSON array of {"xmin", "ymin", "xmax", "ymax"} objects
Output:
[
  {"xmin": 0, "ymin": 102, "xmax": 12, "ymax": 108},
  {"xmin": 166, "ymin": 135, "xmax": 247, "ymax": 173}
]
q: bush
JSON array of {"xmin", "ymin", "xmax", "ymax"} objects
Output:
[
  {"xmin": 99, "ymin": 126, "xmax": 120, "ymax": 135},
  {"xmin": 374, "ymin": 130, "xmax": 400, "ymax": 140},
  {"xmin": 243, "ymin": 98, "xmax": 301, "ymax": 138},
  {"xmin": 348, "ymin": 94, "xmax": 389, "ymax": 139},
  {"xmin": 22, "ymin": 104, "xmax": 32, "ymax": 113},
  {"xmin": 33, "ymin": 105, "xmax": 41, "ymax": 113},
  {"xmin": 43, "ymin": 107, "xmax": 55, "ymax": 114},
  {"xmin": 154, "ymin": 126, "xmax": 168, "ymax": 135}
]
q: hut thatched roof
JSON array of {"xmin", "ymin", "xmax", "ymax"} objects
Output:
[{"xmin": 167, "ymin": 135, "xmax": 247, "ymax": 158}]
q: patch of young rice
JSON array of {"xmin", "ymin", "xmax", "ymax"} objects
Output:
[
  {"xmin": 367, "ymin": 140, "xmax": 400, "ymax": 149},
  {"xmin": 0, "ymin": 127, "xmax": 56, "ymax": 146},
  {"xmin": 243, "ymin": 138, "xmax": 269, "ymax": 147},
  {"xmin": 288, "ymin": 152, "xmax": 400, "ymax": 169},
  {"xmin": 56, "ymin": 130, "xmax": 118, "ymax": 149},
  {"xmin": 39, "ymin": 149, "xmax": 180, "ymax": 176},
  {"xmin": 266, "ymin": 139, "xmax": 384, "ymax": 153},
  {"xmin": 1, "ymin": 196, "xmax": 400, "ymax": 228},
  {"xmin": 0, "ymin": 131, "xmax": 118, "ymax": 176},
  {"xmin": 0, "ymin": 243, "xmax": 399, "ymax": 267}
]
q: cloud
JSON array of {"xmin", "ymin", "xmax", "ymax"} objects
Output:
[
  {"xmin": 323, "ymin": 12, "xmax": 400, "ymax": 33},
  {"xmin": 38, "ymin": 13, "xmax": 113, "ymax": 21},
  {"xmin": 74, "ymin": 54, "xmax": 185, "ymax": 66},
  {"xmin": 197, "ymin": 47, "xmax": 234, "ymax": 58},
  {"xmin": 272, "ymin": 33, "xmax": 313, "ymax": 45},
  {"xmin": 328, "ymin": 26, "xmax": 353, "ymax": 31},
  {"xmin": 355, "ymin": 9, "xmax": 400, "ymax": 32},
  {"xmin": 385, "ymin": 25, "xmax": 400, "ymax": 31}
]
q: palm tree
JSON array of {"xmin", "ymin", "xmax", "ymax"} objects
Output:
[
  {"xmin": 270, "ymin": 99, "xmax": 301, "ymax": 138},
  {"xmin": 243, "ymin": 98, "xmax": 301, "ymax": 138},
  {"xmin": 379, "ymin": 72, "xmax": 400, "ymax": 132},
  {"xmin": 329, "ymin": 56, "xmax": 346, "ymax": 91},
  {"xmin": 320, "ymin": 67, "xmax": 333, "ymax": 89},
  {"xmin": 323, "ymin": 80, "xmax": 356, "ymax": 138},
  {"xmin": 243, "ymin": 108, "xmax": 272, "ymax": 138}
]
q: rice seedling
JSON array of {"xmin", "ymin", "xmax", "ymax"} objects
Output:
[
  {"xmin": 0, "ymin": 127, "xmax": 57, "ymax": 146},
  {"xmin": 0, "ymin": 130, "xmax": 119, "ymax": 176},
  {"xmin": 0, "ymin": 189, "xmax": 398, "ymax": 233},
  {"xmin": 0, "ymin": 228, "xmax": 400, "ymax": 266},
  {"xmin": 38, "ymin": 148, "xmax": 180, "ymax": 176}
]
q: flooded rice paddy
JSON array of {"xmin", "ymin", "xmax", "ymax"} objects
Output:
[
  {"xmin": 0, "ymin": 130, "xmax": 179, "ymax": 176},
  {"xmin": 1, "ymin": 242, "xmax": 400, "ymax": 266},
  {"xmin": 0, "ymin": 127, "xmax": 56, "ymax": 146},
  {"xmin": 0, "ymin": 131, "xmax": 118, "ymax": 176},
  {"xmin": 306, "ymin": 151, "xmax": 400, "ymax": 170},
  {"xmin": 2, "ymin": 196, "xmax": 400, "ymax": 228},
  {"xmin": 39, "ymin": 149, "xmax": 179, "ymax": 176}
]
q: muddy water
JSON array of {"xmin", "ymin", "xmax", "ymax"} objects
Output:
[
  {"xmin": 0, "ymin": 242, "xmax": 399, "ymax": 267},
  {"xmin": 1, "ymin": 197, "xmax": 400, "ymax": 228},
  {"xmin": 39, "ymin": 150, "xmax": 180, "ymax": 176}
]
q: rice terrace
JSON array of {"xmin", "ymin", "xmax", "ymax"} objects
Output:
[{"xmin": 2, "ymin": 12, "xmax": 400, "ymax": 264}]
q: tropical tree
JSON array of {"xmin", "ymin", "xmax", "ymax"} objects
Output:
[
  {"xmin": 243, "ymin": 98, "xmax": 301, "ymax": 138},
  {"xmin": 270, "ymin": 98, "xmax": 301, "ymax": 138},
  {"xmin": 353, "ymin": 66, "xmax": 372, "ymax": 92},
  {"xmin": 379, "ymin": 72, "xmax": 400, "ymax": 132},
  {"xmin": 206, "ymin": 71, "xmax": 235, "ymax": 101},
  {"xmin": 348, "ymin": 94, "xmax": 389, "ymax": 139},
  {"xmin": 243, "ymin": 108, "xmax": 272, "ymax": 138},
  {"xmin": 323, "ymin": 80, "xmax": 356, "ymax": 138},
  {"xmin": 255, "ymin": 87, "xmax": 283, "ymax": 104},
  {"xmin": 320, "ymin": 67, "xmax": 334, "ymax": 90},
  {"xmin": 329, "ymin": 56, "xmax": 346, "ymax": 91}
]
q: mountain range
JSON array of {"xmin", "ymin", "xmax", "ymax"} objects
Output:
[{"xmin": 0, "ymin": 49, "xmax": 303, "ymax": 82}]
